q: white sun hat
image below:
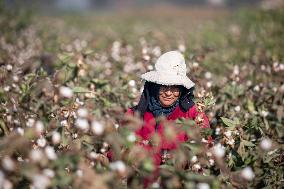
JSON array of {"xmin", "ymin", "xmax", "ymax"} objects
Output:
[{"xmin": 141, "ymin": 51, "xmax": 195, "ymax": 89}]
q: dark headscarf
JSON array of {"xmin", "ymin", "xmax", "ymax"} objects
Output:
[{"xmin": 131, "ymin": 81, "xmax": 195, "ymax": 117}]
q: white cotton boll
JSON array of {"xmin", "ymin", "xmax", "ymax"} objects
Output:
[
  {"xmin": 17, "ymin": 156, "xmax": 24, "ymax": 162},
  {"xmin": 215, "ymin": 127, "xmax": 221, "ymax": 135},
  {"xmin": 100, "ymin": 148, "xmax": 106, "ymax": 153},
  {"xmin": 143, "ymin": 55, "xmax": 150, "ymax": 61},
  {"xmin": 178, "ymin": 44, "xmax": 186, "ymax": 52},
  {"xmin": 37, "ymin": 136, "xmax": 47, "ymax": 147},
  {"xmin": 279, "ymin": 64, "xmax": 284, "ymax": 71},
  {"xmin": 201, "ymin": 138, "xmax": 208, "ymax": 143},
  {"xmin": 209, "ymin": 159, "xmax": 215, "ymax": 166},
  {"xmin": 224, "ymin": 130, "xmax": 232, "ymax": 138},
  {"xmin": 89, "ymin": 152, "xmax": 99, "ymax": 159},
  {"xmin": 253, "ymin": 85, "xmax": 260, "ymax": 92},
  {"xmin": 190, "ymin": 155, "xmax": 198, "ymax": 163},
  {"xmin": 152, "ymin": 46, "xmax": 161, "ymax": 57},
  {"xmin": 241, "ymin": 167, "xmax": 255, "ymax": 181},
  {"xmin": 35, "ymin": 121, "xmax": 44, "ymax": 134},
  {"xmin": 72, "ymin": 133, "xmax": 78, "ymax": 139},
  {"xmin": 2, "ymin": 179, "xmax": 13, "ymax": 189},
  {"xmin": 76, "ymin": 169, "xmax": 83, "ymax": 177},
  {"xmin": 234, "ymin": 106, "xmax": 241, "ymax": 112},
  {"xmin": 103, "ymin": 142, "xmax": 109, "ymax": 148},
  {"xmin": 75, "ymin": 118, "xmax": 89, "ymax": 132},
  {"xmin": 131, "ymin": 87, "xmax": 138, "ymax": 94},
  {"xmin": 206, "ymin": 152, "xmax": 212, "ymax": 157},
  {"xmin": 45, "ymin": 146, "xmax": 57, "ymax": 160},
  {"xmin": 6, "ymin": 64, "xmax": 13, "ymax": 71},
  {"xmin": 77, "ymin": 108, "xmax": 88, "ymax": 118},
  {"xmin": 260, "ymin": 110, "xmax": 269, "ymax": 117},
  {"xmin": 16, "ymin": 127, "xmax": 24, "ymax": 136},
  {"xmin": 197, "ymin": 182, "xmax": 210, "ymax": 189},
  {"xmin": 227, "ymin": 138, "xmax": 235, "ymax": 146},
  {"xmin": 60, "ymin": 120, "xmax": 68, "ymax": 127},
  {"xmin": 128, "ymin": 80, "xmax": 136, "ymax": 87},
  {"xmin": 192, "ymin": 62, "xmax": 199, "ymax": 68},
  {"xmin": 233, "ymin": 65, "xmax": 239, "ymax": 75},
  {"xmin": 13, "ymin": 75, "xmax": 19, "ymax": 82},
  {"xmin": 212, "ymin": 143, "xmax": 225, "ymax": 158},
  {"xmin": 204, "ymin": 72, "xmax": 212, "ymax": 79},
  {"xmin": 206, "ymin": 81, "xmax": 212, "ymax": 88},
  {"xmin": 75, "ymin": 98, "xmax": 84, "ymax": 105},
  {"xmin": 147, "ymin": 65, "xmax": 154, "ymax": 71},
  {"xmin": 26, "ymin": 118, "xmax": 35, "ymax": 127},
  {"xmin": 30, "ymin": 149, "xmax": 44, "ymax": 162},
  {"xmin": 32, "ymin": 174, "xmax": 50, "ymax": 189},
  {"xmin": 43, "ymin": 169, "xmax": 55, "ymax": 178},
  {"xmin": 246, "ymin": 80, "xmax": 252, "ymax": 87},
  {"xmin": 59, "ymin": 86, "xmax": 73, "ymax": 98},
  {"xmin": 91, "ymin": 121, "xmax": 104, "ymax": 135},
  {"xmin": 151, "ymin": 182, "xmax": 160, "ymax": 189},
  {"xmin": 52, "ymin": 131, "xmax": 61, "ymax": 144},
  {"xmin": 109, "ymin": 161, "xmax": 126, "ymax": 173},
  {"xmin": 192, "ymin": 163, "xmax": 201, "ymax": 171},
  {"xmin": 260, "ymin": 138, "xmax": 272, "ymax": 151},
  {"xmin": 127, "ymin": 133, "xmax": 136, "ymax": 142},
  {"xmin": 2, "ymin": 157, "xmax": 15, "ymax": 171},
  {"xmin": 114, "ymin": 123, "xmax": 119, "ymax": 129}
]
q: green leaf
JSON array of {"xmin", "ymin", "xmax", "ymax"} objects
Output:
[
  {"xmin": 242, "ymin": 140, "xmax": 255, "ymax": 147},
  {"xmin": 220, "ymin": 117, "xmax": 239, "ymax": 128},
  {"xmin": 247, "ymin": 99, "xmax": 257, "ymax": 114},
  {"xmin": 58, "ymin": 52, "xmax": 73, "ymax": 63},
  {"xmin": 72, "ymin": 86, "xmax": 90, "ymax": 93},
  {"xmin": 0, "ymin": 119, "xmax": 9, "ymax": 136}
]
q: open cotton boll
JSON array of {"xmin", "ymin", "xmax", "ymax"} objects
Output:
[
  {"xmin": 127, "ymin": 133, "xmax": 136, "ymax": 142},
  {"xmin": 260, "ymin": 138, "xmax": 272, "ymax": 151},
  {"xmin": 224, "ymin": 130, "xmax": 232, "ymax": 138},
  {"xmin": 197, "ymin": 183, "xmax": 210, "ymax": 189},
  {"xmin": 26, "ymin": 118, "xmax": 35, "ymax": 127},
  {"xmin": 75, "ymin": 118, "xmax": 89, "ymax": 132},
  {"xmin": 37, "ymin": 136, "xmax": 47, "ymax": 147},
  {"xmin": 59, "ymin": 86, "xmax": 73, "ymax": 98},
  {"xmin": 60, "ymin": 120, "xmax": 68, "ymax": 127},
  {"xmin": 234, "ymin": 106, "xmax": 241, "ymax": 112},
  {"xmin": 241, "ymin": 167, "xmax": 255, "ymax": 181},
  {"xmin": 128, "ymin": 80, "xmax": 136, "ymax": 87},
  {"xmin": 204, "ymin": 72, "xmax": 212, "ymax": 79},
  {"xmin": 16, "ymin": 127, "xmax": 24, "ymax": 136},
  {"xmin": 91, "ymin": 121, "xmax": 104, "ymax": 135},
  {"xmin": 2, "ymin": 157, "xmax": 15, "ymax": 171},
  {"xmin": 77, "ymin": 108, "xmax": 88, "ymax": 118},
  {"xmin": 190, "ymin": 155, "xmax": 198, "ymax": 163},
  {"xmin": 45, "ymin": 146, "xmax": 57, "ymax": 160},
  {"xmin": 109, "ymin": 161, "xmax": 126, "ymax": 173},
  {"xmin": 6, "ymin": 64, "xmax": 13, "ymax": 71},
  {"xmin": 32, "ymin": 174, "xmax": 50, "ymax": 189},
  {"xmin": 35, "ymin": 121, "xmax": 44, "ymax": 134},
  {"xmin": 52, "ymin": 131, "xmax": 61, "ymax": 144},
  {"xmin": 43, "ymin": 169, "xmax": 55, "ymax": 178},
  {"xmin": 30, "ymin": 149, "xmax": 44, "ymax": 162},
  {"xmin": 212, "ymin": 143, "xmax": 225, "ymax": 158}
]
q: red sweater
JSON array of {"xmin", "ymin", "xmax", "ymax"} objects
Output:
[{"xmin": 126, "ymin": 104, "xmax": 210, "ymax": 166}]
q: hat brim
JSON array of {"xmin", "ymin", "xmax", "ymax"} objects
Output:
[{"xmin": 141, "ymin": 71, "xmax": 195, "ymax": 89}]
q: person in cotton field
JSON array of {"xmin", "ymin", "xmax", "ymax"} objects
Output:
[{"xmin": 125, "ymin": 51, "xmax": 211, "ymax": 187}]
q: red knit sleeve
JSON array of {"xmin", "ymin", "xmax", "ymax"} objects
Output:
[{"xmin": 187, "ymin": 105, "xmax": 210, "ymax": 128}]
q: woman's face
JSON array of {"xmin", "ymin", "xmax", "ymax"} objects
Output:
[{"xmin": 158, "ymin": 85, "xmax": 180, "ymax": 107}]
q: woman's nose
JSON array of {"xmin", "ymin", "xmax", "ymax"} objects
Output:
[{"xmin": 165, "ymin": 90, "xmax": 172, "ymax": 96}]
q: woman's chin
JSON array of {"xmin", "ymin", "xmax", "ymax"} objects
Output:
[{"xmin": 161, "ymin": 102, "xmax": 174, "ymax": 107}]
